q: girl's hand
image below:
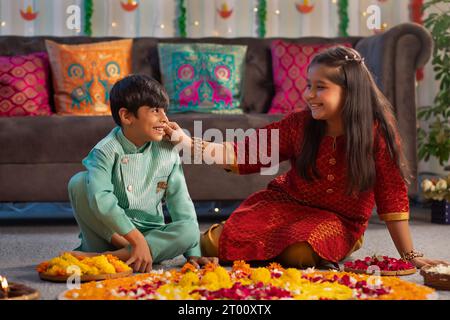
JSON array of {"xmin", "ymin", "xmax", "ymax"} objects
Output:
[
  {"xmin": 410, "ymin": 257, "xmax": 449, "ymax": 269},
  {"xmin": 163, "ymin": 121, "xmax": 192, "ymax": 148},
  {"xmin": 187, "ymin": 256, "xmax": 219, "ymax": 268}
]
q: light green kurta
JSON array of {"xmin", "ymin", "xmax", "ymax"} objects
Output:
[{"xmin": 68, "ymin": 127, "xmax": 201, "ymax": 260}]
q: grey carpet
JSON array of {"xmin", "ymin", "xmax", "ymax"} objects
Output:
[{"xmin": 1, "ymin": 207, "xmax": 449, "ymax": 300}]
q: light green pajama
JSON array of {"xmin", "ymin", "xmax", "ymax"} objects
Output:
[{"xmin": 68, "ymin": 127, "xmax": 201, "ymax": 263}]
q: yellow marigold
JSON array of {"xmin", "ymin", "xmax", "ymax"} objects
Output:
[
  {"xmin": 107, "ymin": 255, "xmax": 131, "ymax": 273},
  {"xmin": 86, "ymin": 256, "xmax": 116, "ymax": 274},
  {"xmin": 250, "ymin": 268, "xmax": 272, "ymax": 284},
  {"xmin": 284, "ymin": 268, "xmax": 303, "ymax": 280},
  {"xmin": 214, "ymin": 267, "xmax": 232, "ymax": 288},
  {"xmin": 293, "ymin": 282, "xmax": 354, "ymax": 300},
  {"xmin": 157, "ymin": 283, "xmax": 194, "ymax": 300},
  {"xmin": 178, "ymin": 272, "xmax": 200, "ymax": 287},
  {"xmin": 201, "ymin": 271, "xmax": 219, "ymax": 284}
]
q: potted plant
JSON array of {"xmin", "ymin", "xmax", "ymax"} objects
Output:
[
  {"xmin": 417, "ymin": 0, "xmax": 450, "ymax": 223},
  {"xmin": 417, "ymin": 0, "xmax": 450, "ymax": 170},
  {"xmin": 421, "ymin": 175, "xmax": 450, "ymax": 224}
]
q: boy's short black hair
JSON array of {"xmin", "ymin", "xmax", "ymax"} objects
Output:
[{"xmin": 110, "ymin": 74, "xmax": 169, "ymax": 126}]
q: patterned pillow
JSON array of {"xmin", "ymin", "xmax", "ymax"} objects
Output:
[
  {"xmin": 268, "ymin": 42, "xmax": 352, "ymax": 114},
  {"xmin": 158, "ymin": 43, "xmax": 247, "ymax": 114},
  {"xmin": 45, "ymin": 39, "xmax": 132, "ymax": 115},
  {"xmin": 0, "ymin": 52, "xmax": 52, "ymax": 117}
]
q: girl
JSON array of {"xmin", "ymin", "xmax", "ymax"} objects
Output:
[{"xmin": 165, "ymin": 46, "xmax": 447, "ymax": 269}]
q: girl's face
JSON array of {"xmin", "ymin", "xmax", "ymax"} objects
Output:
[{"xmin": 304, "ymin": 64, "xmax": 345, "ymax": 122}]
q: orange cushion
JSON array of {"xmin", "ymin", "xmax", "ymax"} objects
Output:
[{"xmin": 45, "ymin": 39, "xmax": 133, "ymax": 115}]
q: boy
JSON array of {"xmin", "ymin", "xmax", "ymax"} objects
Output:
[{"xmin": 68, "ymin": 75, "xmax": 216, "ymax": 273}]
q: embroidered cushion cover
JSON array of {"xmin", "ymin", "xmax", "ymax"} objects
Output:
[
  {"xmin": 45, "ymin": 39, "xmax": 132, "ymax": 115},
  {"xmin": 0, "ymin": 52, "xmax": 52, "ymax": 116},
  {"xmin": 158, "ymin": 43, "xmax": 247, "ymax": 114},
  {"xmin": 268, "ymin": 41, "xmax": 352, "ymax": 114}
]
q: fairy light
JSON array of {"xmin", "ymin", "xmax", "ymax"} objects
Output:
[
  {"xmin": 214, "ymin": 208, "xmax": 220, "ymax": 213},
  {"xmin": 253, "ymin": 7, "xmax": 258, "ymax": 12},
  {"xmin": 275, "ymin": 9, "xmax": 280, "ymax": 15},
  {"xmin": 227, "ymin": 27, "xmax": 232, "ymax": 33},
  {"xmin": 160, "ymin": 24, "xmax": 165, "ymax": 29},
  {"xmin": 331, "ymin": 0, "xmax": 337, "ymax": 3},
  {"xmin": 111, "ymin": 22, "xmax": 117, "ymax": 28},
  {"xmin": 194, "ymin": 20, "xmax": 200, "ymax": 27},
  {"xmin": 0, "ymin": 21, "xmax": 5, "ymax": 27}
]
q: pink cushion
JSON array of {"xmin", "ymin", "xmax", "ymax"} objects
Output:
[
  {"xmin": 268, "ymin": 42, "xmax": 352, "ymax": 114},
  {"xmin": 0, "ymin": 52, "xmax": 52, "ymax": 116}
]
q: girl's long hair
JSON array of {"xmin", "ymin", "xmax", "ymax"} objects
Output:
[{"xmin": 296, "ymin": 46, "xmax": 410, "ymax": 194}]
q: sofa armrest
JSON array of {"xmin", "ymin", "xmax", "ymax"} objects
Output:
[{"xmin": 355, "ymin": 23, "xmax": 433, "ymax": 196}]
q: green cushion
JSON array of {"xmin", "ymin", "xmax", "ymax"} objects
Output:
[{"xmin": 158, "ymin": 43, "xmax": 247, "ymax": 114}]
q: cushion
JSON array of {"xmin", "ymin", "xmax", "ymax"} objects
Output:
[
  {"xmin": 158, "ymin": 43, "xmax": 247, "ymax": 114},
  {"xmin": 268, "ymin": 41, "xmax": 352, "ymax": 114},
  {"xmin": 0, "ymin": 52, "xmax": 52, "ymax": 117},
  {"xmin": 45, "ymin": 39, "xmax": 133, "ymax": 115}
]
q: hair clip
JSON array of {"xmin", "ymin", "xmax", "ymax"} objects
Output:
[{"xmin": 345, "ymin": 54, "xmax": 365, "ymax": 64}]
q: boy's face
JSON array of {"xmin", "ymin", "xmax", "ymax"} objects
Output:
[{"xmin": 122, "ymin": 106, "xmax": 169, "ymax": 144}]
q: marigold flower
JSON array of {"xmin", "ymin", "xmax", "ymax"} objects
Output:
[{"xmin": 180, "ymin": 262, "xmax": 197, "ymax": 274}]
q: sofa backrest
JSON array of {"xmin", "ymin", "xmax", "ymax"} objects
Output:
[{"xmin": 0, "ymin": 35, "xmax": 362, "ymax": 114}]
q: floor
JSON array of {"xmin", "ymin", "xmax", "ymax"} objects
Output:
[{"xmin": 0, "ymin": 205, "xmax": 449, "ymax": 300}]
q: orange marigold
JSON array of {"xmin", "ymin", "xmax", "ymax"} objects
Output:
[
  {"xmin": 268, "ymin": 262, "xmax": 284, "ymax": 272},
  {"xmin": 181, "ymin": 262, "xmax": 197, "ymax": 274},
  {"xmin": 232, "ymin": 260, "xmax": 252, "ymax": 274},
  {"xmin": 36, "ymin": 262, "xmax": 49, "ymax": 273},
  {"xmin": 203, "ymin": 262, "xmax": 218, "ymax": 273}
]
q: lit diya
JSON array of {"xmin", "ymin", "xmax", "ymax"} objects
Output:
[
  {"xmin": 0, "ymin": 275, "xmax": 40, "ymax": 300},
  {"xmin": 344, "ymin": 255, "xmax": 416, "ymax": 276}
]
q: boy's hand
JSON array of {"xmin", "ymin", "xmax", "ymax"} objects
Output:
[
  {"xmin": 164, "ymin": 121, "xmax": 192, "ymax": 148},
  {"xmin": 124, "ymin": 229, "xmax": 153, "ymax": 273},
  {"xmin": 187, "ymin": 256, "xmax": 219, "ymax": 268}
]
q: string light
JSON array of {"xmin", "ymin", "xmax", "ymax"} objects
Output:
[
  {"xmin": 227, "ymin": 27, "xmax": 232, "ymax": 33},
  {"xmin": 253, "ymin": 7, "xmax": 258, "ymax": 12},
  {"xmin": 111, "ymin": 22, "xmax": 117, "ymax": 28},
  {"xmin": 275, "ymin": 9, "xmax": 280, "ymax": 15},
  {"xmin": 331, "ymin": 0, "xmax": 337, "ymax": 3},
  {"xmin": 214, "ymin": 208, "xmax": 220, "ymax": 213},
  {"xmin": 0, "ymin": 21, "xmax": 5, "ymax": 27},
  {"xmin": 160, "ymin": 24, "xmax": 165, "ymax": 29},
  {"xmin": 194, "ymin": 20, "xmax": 200, "ymax": 26}
]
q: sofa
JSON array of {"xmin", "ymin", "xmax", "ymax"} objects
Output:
[{"xmin": 0, "ymin": 22, "xmax": 432, "ymax": 203}]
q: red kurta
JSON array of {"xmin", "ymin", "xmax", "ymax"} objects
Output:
[{"xmin": 219, "ymin": 111, "xmax": 410, "ymax": 263}]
